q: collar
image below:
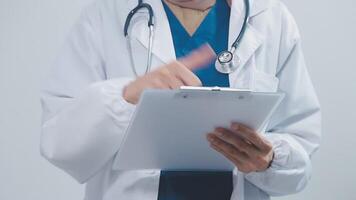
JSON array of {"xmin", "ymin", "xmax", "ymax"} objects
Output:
[
  {"xmin": 122, "ymin": 0, "xmax": 269, "ymax": 73},
  {"xmin": 126, "ymin": 0, "xmax": 272, "ymax": 17}
]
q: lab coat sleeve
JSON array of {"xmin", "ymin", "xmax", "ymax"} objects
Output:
[
  {"xmin": 40, "ymin": 5, "xmax": 135, "ymax": 183},
  {"xmin": 244, "ymin": 4, "xmax": 321, "ymax": 196}
]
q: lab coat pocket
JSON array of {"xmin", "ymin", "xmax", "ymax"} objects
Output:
[{"xmin": 252, "ymin": 70, "xmax": 279, "ymax": 92}]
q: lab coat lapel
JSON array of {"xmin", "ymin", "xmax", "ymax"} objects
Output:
[
  {"xmin": 127, "ymin": 0, "xmax": 176, "ymax": 65},
  {"xmin": 125, "ymin": 0, "xmax": 269, "ymax": 75},
  {"xmin": 228, "ymin": 0, "xmax": 266, "ymax": 87}
]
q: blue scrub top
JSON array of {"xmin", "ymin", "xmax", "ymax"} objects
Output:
[
  {"xmin": 158, "ymin": 1, "xmax": 233, "ymax": 200},
  {"xmin": 163, "ymin": 0, "xmax": 231, "ymax": 87}
]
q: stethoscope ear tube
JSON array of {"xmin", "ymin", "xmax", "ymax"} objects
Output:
[
  {"xmin": 231, "ymin": 0, "xmax": 250, "ymax": 50},
  {"xmin": 124, "ymin": 0, "xmax": 249, "ymax": 76},
  {"xmin": 124, "ymin": 2, "xmax": 154, "ymax": 36},
  {"xmin": 124, "ymin": 1, "xmax": 155, "ymax": 76}
]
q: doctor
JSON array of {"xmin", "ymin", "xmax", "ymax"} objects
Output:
[{"xmin": 40, "ymin": 0, "xmax": 321, "ymax": 199}]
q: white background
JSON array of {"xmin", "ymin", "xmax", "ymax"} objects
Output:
[{"xmin": 0, "ymin": 0, "xmax": 355, "ymax": 199}]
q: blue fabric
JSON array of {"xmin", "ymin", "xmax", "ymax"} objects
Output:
[
  {"xmin": 163, "ymin": 0, "xmax": 230, "ymax": 87},
  {"xmin": 158, "ymin": 1, "xmax": 233, "ymax": 200},
  {"xmin": 158, "ymin": 171, "xmax": 233, "ymax": 200}
]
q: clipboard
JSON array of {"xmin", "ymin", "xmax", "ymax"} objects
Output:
[{"xmin": 112, "ymin": 87, "xmax": 284, "ymax": 171}]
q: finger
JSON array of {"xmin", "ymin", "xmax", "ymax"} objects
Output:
[
  {"xmin": 148, "ymin": 76, "xmax": 170, "ymax": 89},
  {"xmin": 169, "ymin": 77, "xmax": 185, "ymax": 89},
  {"xmin": 230, "ymin": 123, "xmax": 271, "ymax": 151},
  {"xmin": 210, "ymin": 143, "xmax": 243, "ymax": 166},
  {"xmin": 210, "ymin": 145, "xmax": 256, "ymax": 173},
  {"xmin": 157, "ymin": 68, "xmax": 184, "ymax": 89},
  {"xmin": 178, "ymin": 43, "xmax": 216, "ymax": 71},
  {"xmin": 209, "ymin": 132, "xmax": 273, "ymax": 172},
  {"xmin": 207, "ymin": 134, "xmax": 249, "ymax": 163},
  {"xmin": 210, "ymin": 142, "xmax": 256, "ymax": 173},
  {"xmin": 213, "ymin": 128, "xmax": 261, "ymax": 157},
  {"xmin": 168, "ymin": 61, "xmax": 202, "ymax": 86}
]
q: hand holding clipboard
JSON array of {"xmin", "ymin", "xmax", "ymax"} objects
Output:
[
  {"xmin": 117, "ymin": 44, "xmax": 281, "ymax": 173},
  {"xmin": 114, "ymin": 88, "xmax": 284, "ymax": 171}
]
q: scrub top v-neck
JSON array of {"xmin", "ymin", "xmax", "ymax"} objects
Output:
[
  {"xmin": 163, "ymin": 0, "xmax": 231, "ymax": 87},
  {"xmin": 158, "ymin": 1, "xmax": 233, "ymax": 200}
]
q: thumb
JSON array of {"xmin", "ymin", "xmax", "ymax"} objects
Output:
[{"xmin": 178, "ymin": 44, "xmax": 216, "ymax": 71}]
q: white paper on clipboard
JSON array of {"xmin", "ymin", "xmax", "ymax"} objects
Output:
[{"xmin": 113, "ymin": 87, "xmax": 284, "ymax": 171}]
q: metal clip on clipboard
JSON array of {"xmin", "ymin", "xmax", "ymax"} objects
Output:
[{"xmin": 177, "ymin": 86, "xmax": 253, "ymax": 101}]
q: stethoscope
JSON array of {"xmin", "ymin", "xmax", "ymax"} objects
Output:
[{"xmin": 124, "ymin": 0, "xmax": 250, "ymax": 76}]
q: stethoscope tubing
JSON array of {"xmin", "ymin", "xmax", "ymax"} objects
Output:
[
  {"xmin": 231, "ymin": 0, "xmax": 250, "ymax": 51},
  {"xmin": 124, "ymin": 0, "xmax": 250, "ymax": 76}
]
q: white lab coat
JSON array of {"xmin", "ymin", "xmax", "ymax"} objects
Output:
[{"xmin": 40, "ymin": 0, "xmax": 321, "ymax": 199}]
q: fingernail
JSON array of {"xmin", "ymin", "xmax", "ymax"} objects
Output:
[
  {"xmin": 215, "ymin": 131, "xmax": 223, "ymax": 137},
  {"xmin": 207, "ymin": 134, "xmax": 214, "ymax": 142},
  {"xmin": 210, "ymin": 144, "xmax": 217, "ymax": 149},
  {"xmin": 231, "ymin": 123, "xmax": 239, "ymax": 130},
  {"xmin": 209, "ymin": 137, "xmax": 218, "ymax": 145}
]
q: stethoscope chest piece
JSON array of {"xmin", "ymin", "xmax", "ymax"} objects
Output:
[
  {"xmin": 215, "ymin": 50, "xmax": 241, "ymax": 74},
  {"xmin": 125, "ymin": 0, "xmax": 249, "ymax": 76}
]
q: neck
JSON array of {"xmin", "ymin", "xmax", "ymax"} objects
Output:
[{"xmin": 164, "ymin": 0, "xmax": 217, "ymax": 11}]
